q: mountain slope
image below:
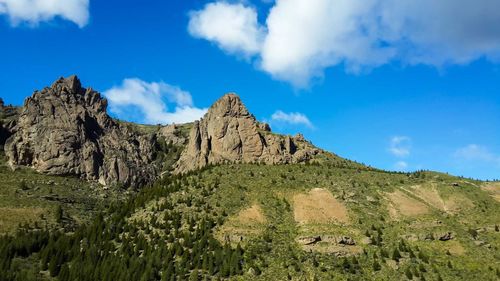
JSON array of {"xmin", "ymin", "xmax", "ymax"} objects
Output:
[{"xmin": 0, "ymin": 76, "xmax": 498, "ymax": 281}]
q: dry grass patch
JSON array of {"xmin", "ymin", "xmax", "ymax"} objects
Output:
[
  {"xmin": 445, "ymin": 241, "xmax": 466, "ymax": 256},
  {"xmin": 404, "ymin": 184, "xmax": 445, "ymax": 210},
  {"xmin": 481, "ymin": 182, "xmax": 500, "ymax": 202},
  {"xmin": 442, "ymin": 195, "xmax": 474, "ymax": 213},
  {"xmin": 0, "ymin": 207, "xmax": 45, "ymax": 233},
  {"xmin": 402, "ymin": 184, "xmax": 473, "ymax": 213},
  {"xmin": 293, "ymin": 188, "xmax": 349, "ymax": 225},
  {"xmin": 216, "ymin": 204, "xmax": 266, "ymax": 244},
  {"xmin": 235, "ymin": 204, "xmax": 266, "ymax": 224},
  {"xmin": 386, "ymin": 190, "xmax": 430, "ymax": 219}
]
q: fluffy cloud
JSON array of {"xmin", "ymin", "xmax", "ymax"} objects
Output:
[
  {"xmin": 188, "ymin": 2, "xmax": 264, "ymax": 56},
  {"xmin": 454, "ymin": 144, "xmax": 500, "ymax": 165},
  {"xmin": 103, "ymin": 78, "xmax": 207, "ymax": 125},
  {"xmin": 270, "ymin": 110, "xmax": 313, "ymax": 128},
  {"xmin": 389, "ymin": 136, "xmax": 411, "ymax": 157},
  {"xmin": 188, "ymin": 0, "xmax": 500, "ymax": 86},
  {"xmin": 0, "ymin": 0, "xmax": 89, "ymax": 27}
]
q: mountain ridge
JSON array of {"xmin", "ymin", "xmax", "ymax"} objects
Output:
[{"xmin": 1, "ymin": 76, "xmax": 326, "ymax": 187}]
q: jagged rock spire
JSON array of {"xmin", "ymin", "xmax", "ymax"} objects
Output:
[
  {"xmin": 174, "ymin": 93, "xmax": 319, "ymax": 173},
  {"xmin": 206, "ymin": 93, "xmax": 251, "ymax": 118}
]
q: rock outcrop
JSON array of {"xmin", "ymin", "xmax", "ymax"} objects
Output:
[
  {"xmin": 158, "ymin": 124, "xmax": 187, "ymax": 146},
  {"xmin": 174, "ymin": 93, "xmax": 319, "ymax": 173},
  {"xmin": 4, "ymin": 76, "xmax": 158, "ymax": 188},
  {"xmin": 0, "ymin": 98, "xmax": 19, "ymax": 146}
]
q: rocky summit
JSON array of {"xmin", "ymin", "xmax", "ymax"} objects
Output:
[
  {"xmin": 2, "ymin": 76, "xmax": 321, "ymax": 187},
  {"xmin": 174, "ymin": 93, "xmax": 320, "ymax": 173},
  {"xmin": 4, "ymin": 76, "xmax": 158, "ymax": 188}
]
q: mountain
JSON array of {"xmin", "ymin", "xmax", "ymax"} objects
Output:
[
  {"xmin": 2, "ymin": 76, "xmax": 324, "ymax": 186},
  {"xmin": 174, "ymin": 93, "xmax": 320, "ymax": 173},
  {"xmin": 4, "ymin": 76, "xmax": 158, "ymax": 188},
  {"xmin": 0, "ymin": 76, "xmax": 499, "ymax": 281}
]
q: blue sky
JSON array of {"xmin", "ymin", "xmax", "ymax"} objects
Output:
[{"xmin": 0, "ymin": 0, "xmax": 499, "ymax": 180}]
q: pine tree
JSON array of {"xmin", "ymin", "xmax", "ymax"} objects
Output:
[
  {"xmin": 189, "ymin": 268, "xmax": 199, "ymax": 281},
  {"xmin": 58, "ymin": 263, "xmax": 70, "ymax": 281},
  {"xmin": 55, "ymin": 205, "xmax": 63, "ymax": 223},
  {"xmin": 392, "ymin": 249, "xmax": 401, "ymax": 262},
  {"xmin": 405, "ymin": 268, "xmax": 413, "ymax": 279},
  {"xmin": 48, "ymin": 255, "xmax": 60, "ymax": 277}
]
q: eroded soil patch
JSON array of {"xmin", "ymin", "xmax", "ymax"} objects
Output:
[{"xmin": 293, "ymin": 188, "xmax": 349, "ymax": 224}]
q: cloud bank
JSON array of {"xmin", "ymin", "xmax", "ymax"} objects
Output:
[
  {"xmin": 188, "ymin": 0, "xmax": 500, "ymax": 86},
  {"xmin": 0, "ymin": 0, "xmax": 89, "ymax": 27},
  {"xmin": 103, "ymin": 78, "xmax": 207, "ymax": 125}
]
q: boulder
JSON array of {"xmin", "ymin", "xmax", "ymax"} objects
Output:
[
  {"xmin": 439, "ymin": 232, "xmax": 453, "ymax": 241},
  {"xmin": 338, "ymin": 236, "xmax": 356, "ymax": 245},
  {"xmin": 298, "ymin": 236, "xmax": 322, "ymax": 245}
]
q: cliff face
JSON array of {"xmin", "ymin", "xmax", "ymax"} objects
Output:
[
  {"xmin": 174, "ymin": 93, "xmax": 319, "ymax": 174},
  {"xmin": 0, "ymin": 98, "xmax": 20, "ymax": 146},
  {"xmin": 2, "ymin": 77, "xmax": 321, "ymax": 186},
  {"xmin": 4, "ymin": 76, "xmax": 158, "ymax": 188}
]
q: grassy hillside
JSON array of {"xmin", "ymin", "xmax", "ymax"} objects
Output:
[
  {"xmin": 0, "ymin": 157, "xmax": 498, "ymax": 280},
  {"xmin": 0, "ymin": 152, "xmax": 128, "ymax": 234}
]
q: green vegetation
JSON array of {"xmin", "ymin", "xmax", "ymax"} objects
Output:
[
  {"xmin": 0, "ymin": 157, "xmax": 499, "ymax": 280},
  {"xmin": 0, "ymin": 152, "xmax": 127, "ymax": 234}
]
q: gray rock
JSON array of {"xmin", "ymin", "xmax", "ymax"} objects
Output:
[
  {"xmin": 4, "ymin": 76, "xmax": 158, "ymax": 188},
  {"xmin": 439, "ymin": 232, "xmax": 453, "ymax": 241},
  {"xmin": 158, "ymin": 124, "xmax": 186, "ymax": 146},
  {"xmin": 174, "ymin": 93, "xmax": 320, "ymax": 173},
  {"xmin": 0, "ymin": 98, "xmax": 20, "ymax": 145},
  {"xmin": 298, "ymin": 236, "xmax": 322, "ymax": 245},
  {"xmin": 338, "ymin": 236, "xmax": 356, "ymax": 245}
]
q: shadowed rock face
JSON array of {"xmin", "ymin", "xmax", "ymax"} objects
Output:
[
  {"xmin": 4, "ymin": 76, "xmax": 158, "ymax": 188},
  {"xmin": 174, "ymin": 93, "xmax": 319, "ymax": 174},
  {"xmin": 0, "ymin": 98, "xmax": 20, "ymax": 146}
]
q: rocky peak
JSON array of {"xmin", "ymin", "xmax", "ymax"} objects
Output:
[
  {"xmin": 5, "ymin": 76, "xmax": 158, "ymax": 188},
  {"xmin": 206, "ymin": 93, "xmax": 251, "ymax": 118},
  {"xmin": 174, "ymin": 93, "xmax": 319, "ymax": 173},
  {"xmin": 51, "ymin": 75, "xmax": 82, "ymax": 93}
]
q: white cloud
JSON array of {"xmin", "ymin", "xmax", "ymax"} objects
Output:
[
  {"xmin": 188, "ymin": 2, "xmax": 265, "ymax": 56},
  {"xmin": 394, "ymin": 161, "xmax": 408, "ymax": 171},
  {"xmin": 270, "ymin": 110, "xmax": 313, "ymax": 128},
  {"xmin": 188, "ymin": 0, "xmax": 500, "ymax": 87},
  {"xmin": 0, "ymin": 0, "xmax": 89, "ymax": 27},
  {"xmin": 389, "ymin": 136, "xmax": 411, "ymax": 157},
  {"xmin": 103, "ymin": 78, "xmax": 207, "ymax": 125},
  {"xmin": 454, "ymin": 144, "xmax": 500, "ymax": 165}
]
